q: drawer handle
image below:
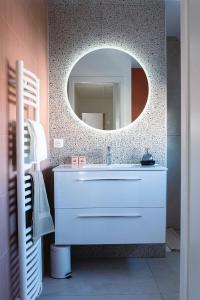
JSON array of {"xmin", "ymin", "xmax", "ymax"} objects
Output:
[
  {"xmin": 77, "ymin": 178, "xmax": 142, "ymax": 182},
  {"xmin": 77, "ymin": 213, "xmax": 142, "ymax": 218}
]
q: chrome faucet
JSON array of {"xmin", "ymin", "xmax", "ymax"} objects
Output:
[{"xmin": 106, "ymin": 146, "xmax": 112, "ymax": 165}]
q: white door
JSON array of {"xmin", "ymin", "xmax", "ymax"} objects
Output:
[{"xmin": 82, "ymin": 113, "xmax": 104, "ymax": 129}]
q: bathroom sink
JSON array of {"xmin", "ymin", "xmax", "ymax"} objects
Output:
[
  {"xmin": 81, "ymin": 164, "xmax": 141, "ymax": 169},
  {"xmin": 53, "ymin": 163, "xmax": 166, "ymax": 172}
]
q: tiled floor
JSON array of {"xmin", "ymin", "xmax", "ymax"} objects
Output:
[{"xmin": 39, "ymin": 252, "xmax": 180, "ymax": 300}]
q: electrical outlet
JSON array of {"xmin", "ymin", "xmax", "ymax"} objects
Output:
[{"xmin": 53, "ymin": 138, "xmax": 64, "ymax": 148}]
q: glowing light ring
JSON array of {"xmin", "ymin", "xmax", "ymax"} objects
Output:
[{"xmin": 64, "ymin": 46, "xmax": 151, "ymax": 133}]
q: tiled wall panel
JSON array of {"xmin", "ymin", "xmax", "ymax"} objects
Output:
[{"xmin": 48, "ymin": 0, "xmax": 167, "ymax": 166}]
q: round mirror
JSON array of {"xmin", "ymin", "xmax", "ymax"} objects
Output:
[{"xmin": 67, "ymin": 48, "xmax": 149, "ymax": 130}]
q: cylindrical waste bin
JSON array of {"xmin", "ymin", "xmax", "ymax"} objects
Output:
[{"xmin": 50, "ymin": 244, "xmax": 71, "ymax": 278}]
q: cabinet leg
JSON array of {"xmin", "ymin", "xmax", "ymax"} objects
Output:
[{"xmin": 65, "ymin": 246, "xmax": 72, "ymax": 279}]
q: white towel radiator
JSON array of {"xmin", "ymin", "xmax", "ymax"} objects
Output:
[{"xmin": 13, "ymin": 60, "xmax": 42, "ymax": 299}]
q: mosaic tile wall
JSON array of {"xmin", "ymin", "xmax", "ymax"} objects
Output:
[{"xmin": 48, "ymin": 0, "xmax": 166, "ymax": 167}]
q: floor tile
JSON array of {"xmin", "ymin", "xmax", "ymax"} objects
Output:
[
  {"xmin": 39, "ymin": 253, "xmax": 180, "ymax": 300},
  {"xmin": 146, "ymin": 252, "xmax": 180, "ymax": 294},
  {"xmin": 41, "ymin": 258, "xmax": 159, "ymax": 297},
  {"xmin": 161, "ymin": 292, "xmax": 179, "ymax": 300}
]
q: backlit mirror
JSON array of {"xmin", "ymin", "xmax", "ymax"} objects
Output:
[{"xmin": 67, "ymin": 48, "xmax": 149, "ymax": 130}]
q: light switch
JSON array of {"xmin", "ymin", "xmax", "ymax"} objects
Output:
[{"xmin": 53, "ymin": 138, "xmax": 64, "ymax": 148}]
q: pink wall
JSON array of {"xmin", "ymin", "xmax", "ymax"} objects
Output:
[{"xmin": 0, "ymin": 1, "xmax": 48, "ymax": 299}]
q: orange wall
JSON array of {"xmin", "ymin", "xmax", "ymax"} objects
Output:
[
  {"xmin": 131, "ymin": 68, "xmax": 148, "ymax": 121},
  {"xmin": 0, "ymin": 1, "xmax": 48, "ymax": 299}
]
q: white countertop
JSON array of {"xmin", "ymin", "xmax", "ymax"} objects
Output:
[{"xmin": 53, "ymin": 164, "xmax": 167, "ymax": 172}]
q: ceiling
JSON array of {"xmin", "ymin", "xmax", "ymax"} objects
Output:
[{"xmin": 166, "ymin": 0, "xmax": 180, "ymax": 39}]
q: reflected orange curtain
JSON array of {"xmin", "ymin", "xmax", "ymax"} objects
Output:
[{"xmin": 131, "ymin": 68, "xmax": 148, "ymax": 121}]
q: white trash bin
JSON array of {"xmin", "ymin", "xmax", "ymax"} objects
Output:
[{"xmin": 50, "ymin": 244, "xmax": 71, "ymax": 278}]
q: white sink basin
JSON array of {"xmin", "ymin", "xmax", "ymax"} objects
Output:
[
  {"xmin": 81, "ymin": 164, "xmax": 141, "ymax": 169},
  {"xmin": 53, "ymin": 164, "xmax": 166, "ymax": 172}
]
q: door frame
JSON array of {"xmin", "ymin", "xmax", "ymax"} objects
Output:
[
  {"xmin": 180, "ymin": 0, "xmax": 189, "ymax": 299},
  {"xmin": 180, "ymin": 0, "xmax": 200, "ymax": 299}
]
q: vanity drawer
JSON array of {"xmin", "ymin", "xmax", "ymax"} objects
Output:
[
  {"xmin": 54, "ymin": 171, "xmax": 166, "ymax": 208},
  {"xmin": 55, "ymin": 207, "xmax": 166, "ymax": 244}
]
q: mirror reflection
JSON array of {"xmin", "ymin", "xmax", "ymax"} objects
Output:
[{"xmin": 67, "ymin": 48, "xmax": 149, "ymax": 130}]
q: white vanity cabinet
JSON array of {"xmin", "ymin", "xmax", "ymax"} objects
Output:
[{"xmin": 53, "ymin": 165, "xmax": 167, "ymax": 247}]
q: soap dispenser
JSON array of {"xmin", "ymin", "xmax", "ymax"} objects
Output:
[{"xmin": 141, "ymin": 148, "xmax": 155, "ymax": 166}]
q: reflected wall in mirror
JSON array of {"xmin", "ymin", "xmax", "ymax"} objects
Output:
[{"xmin": 67, "ymin": 48, "xmax": 149, "ymax": 130}]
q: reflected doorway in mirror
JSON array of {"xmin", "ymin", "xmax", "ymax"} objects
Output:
[{"xmin": 67, "ymin": 48, "xmax": 149, "ymax": 130}]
